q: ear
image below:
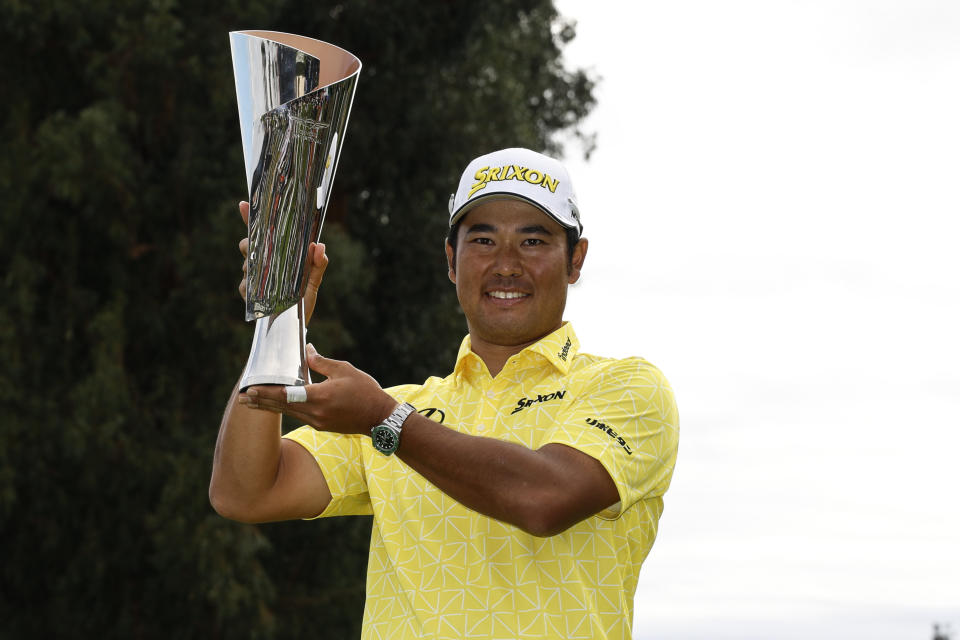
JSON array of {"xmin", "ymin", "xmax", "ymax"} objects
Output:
[
  {"xmin": 445, "ymin": 239, "xmax": 456, "ymax": 284},
  {"xmin": 568, "ymin": 237, "xmax": 588, "ymax": 284}
]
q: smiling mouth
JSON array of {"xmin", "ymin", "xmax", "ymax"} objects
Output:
[{"xmin": 487, "ymin": 290, "xmax": 530, "ymax": 300}]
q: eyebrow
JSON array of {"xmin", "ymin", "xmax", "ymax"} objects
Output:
[
  {"xmin": 465, "ymin": 223, "xmax": 496, "ymax": 235},
  {"xmin": 517, "ymin": 224, "xmax": 553, "ymax": 235},
  {"xmin": 465, "ymin": 223, "xmax": 555, "ymax": 236}
]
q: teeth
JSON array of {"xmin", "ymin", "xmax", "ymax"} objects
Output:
[{"xmin": 489, "ymin": 291, "xmax": 527, "ymax": 299}]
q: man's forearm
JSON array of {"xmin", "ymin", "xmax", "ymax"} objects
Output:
[
  {"xmin": 209, "ymin": 381, "xmax": 284, "ymax": 520},
  {"xmin": 395, "ymin": 414, "xmax": 617, "ymax": 537},
  {"xmin": 225, "ymin": 353, "xmax": 618, "ymax": 532}
]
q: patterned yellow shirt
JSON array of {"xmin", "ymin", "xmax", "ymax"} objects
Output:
[{"xmin": 284, "ymin": 323, "xmax": 679, "ymax": 640}]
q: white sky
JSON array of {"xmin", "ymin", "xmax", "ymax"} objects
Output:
[{"xmin": 554, "ymin": 1, "xmax": 960, "ymax": 638}]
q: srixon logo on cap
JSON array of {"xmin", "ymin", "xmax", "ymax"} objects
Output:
[{"xmin": 468, "ymin": 165, "xmax": 560, "ymax": 198}]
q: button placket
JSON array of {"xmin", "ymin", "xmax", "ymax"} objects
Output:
[{"xmin": 477, "ymin": 381, "xmax": 502, "ymax": 434}]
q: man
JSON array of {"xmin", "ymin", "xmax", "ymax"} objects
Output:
[{"xmin": 210, "ymin": 148, "xmax": 679, "ymax": 639}]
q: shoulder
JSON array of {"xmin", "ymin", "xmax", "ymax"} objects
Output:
[
  {"xmin": 570, "ymin": 352, "xmax": 674, "ymax": 393},
  {"xmin": 566, "ymin": 352, "xmax": 678, "ymax": 427}
]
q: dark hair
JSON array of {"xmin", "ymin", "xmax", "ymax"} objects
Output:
[{"xmin": 446, "ymin": 220, "xmax": 582, "ymax": 271}]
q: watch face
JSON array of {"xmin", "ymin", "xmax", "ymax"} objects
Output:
[{"xmin": 371, "ymin": 425, "xmax": 399, "ymax": 454}]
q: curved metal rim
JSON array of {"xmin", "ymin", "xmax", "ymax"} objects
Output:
[{"xmin": 230, "ymin": 30, "xmax": 362, "ymax": 83}]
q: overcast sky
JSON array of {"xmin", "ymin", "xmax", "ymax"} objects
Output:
[{"xmin": 553, "ymin": 2, "xmax": 960, "ymax": 638}]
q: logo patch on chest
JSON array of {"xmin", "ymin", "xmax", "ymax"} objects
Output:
[
  {"xmin": 511, "ymin": 390, "xmax": 567, "ymax": 415},
  {"xmin": 417, "ymin": 407, "xmax": 446, "ymax": 423}
]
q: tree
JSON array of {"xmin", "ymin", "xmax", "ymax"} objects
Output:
[
  {"xmin": 934, "ymin": 623, "xmax": 955, "ymax": 640},
  {"xmin": 0, "ymin": 0, "xmax": 595, "ymax": 636}
]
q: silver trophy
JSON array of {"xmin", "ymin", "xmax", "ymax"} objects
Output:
[{"xmin": 229, "ymin": 31, "xmax": 361, "ymax": 390}]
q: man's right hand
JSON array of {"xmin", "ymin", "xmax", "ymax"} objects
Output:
[{"xmin": 237, "ymin": 200, "xmax": 329, "ymax": 325}]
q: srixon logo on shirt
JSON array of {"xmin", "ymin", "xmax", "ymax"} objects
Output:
[
  {"xmin": 586, "ymin": 418, "xmax": 633, "ymax": 455},
  {"xmin": 511, "ymin": 390, "xmax": 567, "ymax": 415}
]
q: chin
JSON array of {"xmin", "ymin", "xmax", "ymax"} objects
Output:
[{"xmin": 481, "ymin": 325, "xmax": 551, "ymax": 347}]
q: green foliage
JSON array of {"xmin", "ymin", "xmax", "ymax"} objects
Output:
[{"xmin": 0, "ymin": 0, "xmax": 595, "ymax": 636}]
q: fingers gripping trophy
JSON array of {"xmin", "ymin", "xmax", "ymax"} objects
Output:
[{"xmin": 229, "ymin": 31, "xmax": 361, "ymax": 396}]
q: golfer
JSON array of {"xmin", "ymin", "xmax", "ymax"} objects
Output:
[{"xmin": 210, "ymin": 147, "xmax": 679, "ymax": 640}]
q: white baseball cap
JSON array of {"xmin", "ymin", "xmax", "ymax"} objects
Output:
[{"xmin": 448, "ymin": 148, "xmax": 582, "ymax": 234}]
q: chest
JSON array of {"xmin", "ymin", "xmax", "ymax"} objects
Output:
[{"xmin": 400, "ymin": 373, "xmax": 576, "ymax": 449}]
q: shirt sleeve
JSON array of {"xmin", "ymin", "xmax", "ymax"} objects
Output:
[
  {"xmin": 542, "ymin": 357, "xmax": 679, "ymax": 519},
  {"xmin": 283, "ymin": 427, "xmax": 373, "ymax": 518},
  {"xmin": 280, "ymin": 383, "xmax": 423, "ymax": 519}
]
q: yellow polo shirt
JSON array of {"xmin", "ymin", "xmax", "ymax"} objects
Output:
[{"xmin": 284, "ymin": 323, "xmax": 678, "ymax": 640}]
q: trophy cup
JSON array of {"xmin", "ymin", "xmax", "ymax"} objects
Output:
[{"xmin": 229, "ymin": 31, "xmax": 361, "ymax": 391}]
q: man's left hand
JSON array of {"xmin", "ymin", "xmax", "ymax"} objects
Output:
[{"xmin": 239, "ymin": 344, "xmax": 398, "ymax": 434}]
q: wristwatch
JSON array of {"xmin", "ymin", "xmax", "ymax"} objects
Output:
[{"xmin": 371, "ymin": 402, "xmax": 415, "ymax": 455}]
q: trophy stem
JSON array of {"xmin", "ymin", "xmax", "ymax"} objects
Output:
[{"xmin": 239, "ymin": 299, "xmax": 311, "ymax": 392}]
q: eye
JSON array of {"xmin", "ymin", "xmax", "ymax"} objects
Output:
[
  {"xmin": 521, "ymin": 238, "xmax": 545, "ymax": 246},
  {"xmin": 470, "ymin": 237, "xmax": 494, "ymax": 245}
]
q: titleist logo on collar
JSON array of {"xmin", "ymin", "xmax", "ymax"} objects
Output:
[
  {"xmin": 558, "ymin": 338, "xmax": 572, "ymax": 362},
  {"xmin": 511, "ymin": 390, "xmax": 567, "ymax": 415}
]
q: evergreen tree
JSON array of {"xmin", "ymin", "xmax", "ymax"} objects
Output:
[
  {"xmin": 933, "ymin": 623, "xmax": 955, "ymax": 640},
  {"xmin": 0, "ymin": 0, "xmax": 595, "ymax": 636}
]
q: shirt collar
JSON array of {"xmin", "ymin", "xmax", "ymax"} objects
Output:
[
  {"xmin": 522, "ymin": 322, "xmax": 579, "ymax": 373},
  {"xmin": 453, "ymin": 323, "xmax": 580, "ymax": 383}
]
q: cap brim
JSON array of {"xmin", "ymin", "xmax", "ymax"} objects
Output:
[{"xmin": 449, "ymin": 192, "xmax": 579, "ymax": 232}]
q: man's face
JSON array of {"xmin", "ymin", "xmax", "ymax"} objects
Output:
[{"xmin": 445, "ymin": 200, "xmax": 587, "ymax": 351}]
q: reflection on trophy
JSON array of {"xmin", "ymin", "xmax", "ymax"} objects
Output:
[{"xmin": 229, "ymin": 31, "xmax": 361, "ymax": 390}]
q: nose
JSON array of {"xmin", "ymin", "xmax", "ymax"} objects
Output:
[{"xmin": 493, "ymin": 243, "xmax": 522, "ymax": 277}]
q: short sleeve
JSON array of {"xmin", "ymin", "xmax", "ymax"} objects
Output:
[
  {"xmin": 280, "ymin": 383, "xmax": 422, "ymax": 519},
  {"xmin": 542, "ymin": 358, "xmax": 679, "ymax": 519},
  {"xmin": 283, "ymin": 427, "xmax": 373, "ymax": 518}
]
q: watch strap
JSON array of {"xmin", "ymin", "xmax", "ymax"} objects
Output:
[
  {"xmin": 371, "ymin": 402, "xmax": 415, "ymax": 454},
  {"xmin": 383, "ymin": 402, "xmax": 415, "ymax": 433}
]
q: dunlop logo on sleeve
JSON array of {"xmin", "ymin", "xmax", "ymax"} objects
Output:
[
  {"xmin": 586, "ymin": 418, "xmax": 633, "ymax": 455},
  {"xmin": 468, "ymin": 165, "xmax": 560, "ymax": 198}
]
